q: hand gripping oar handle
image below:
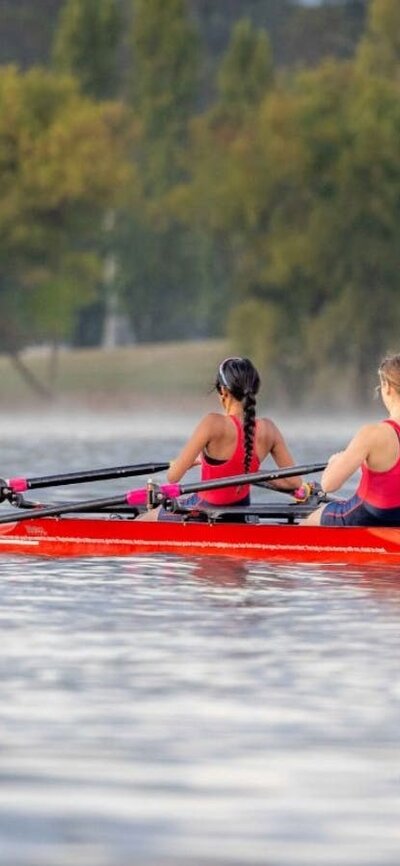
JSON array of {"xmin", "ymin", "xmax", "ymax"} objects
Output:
[{"xmin": 3, "ymin": 461, "xmax": 170, "ymax": 495}]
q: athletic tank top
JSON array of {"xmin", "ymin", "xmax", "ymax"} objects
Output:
[
  {"xmin": 356, "ymin": 419, "xmax": 400, "ymax": 509},
  {"xmin": 200, "ymin": 415, "xmax": 260, "ymax": 505}
]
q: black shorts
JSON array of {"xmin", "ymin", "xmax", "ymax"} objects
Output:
[{"xmin": 321, "ymin": 494, "xmax": 400, "ymax": 527}]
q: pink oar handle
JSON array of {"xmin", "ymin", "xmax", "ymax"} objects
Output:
[
  {"xmin": 7, "ymin": 477, "xmax": 28, "ymax": 493},
  {"xmin": 126, "ymin": 483, "xmax": 181, "ymax": 506}
]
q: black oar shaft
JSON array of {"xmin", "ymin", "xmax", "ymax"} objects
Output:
[
  {"xmin": 7, "ymin": 461, "xmax": 170, "ymax": 492},
  {"xmin": 0, "ymin": 494, "xmax": 128, "ymax": 524},
  {"xmin": 178, "ymin": 462, "xmax": 327, "ymax": 495}
]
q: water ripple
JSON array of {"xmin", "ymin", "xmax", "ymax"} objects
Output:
[{"xmin": 0, "ymin": 430, "xmax": 399, "ymax": 865}]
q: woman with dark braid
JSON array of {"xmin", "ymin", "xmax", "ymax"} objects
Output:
[{"xmin": 139, "ymin": 357, "xmax": 301, "ymax": 521}]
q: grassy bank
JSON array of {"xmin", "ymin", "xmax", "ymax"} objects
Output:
[
  {"xmin": 0, "ymin": 340, "xmax": 229, "ymax": 408},
  {"xmin": 0, "ymin": 340, "xmax": 378, "ymax": 417}
]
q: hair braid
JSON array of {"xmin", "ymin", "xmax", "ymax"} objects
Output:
[
  {"xmin": 215, "ymin": 357, "xmax": 260, "ymax": 473},
  {"xmin": 243, "ymin": 392, "xmax": 257, "ymax": 473}
]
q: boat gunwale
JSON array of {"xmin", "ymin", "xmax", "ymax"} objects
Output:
[{"xmin": 0, "ymin": 513, "xmax": 400, "ymax": 563}]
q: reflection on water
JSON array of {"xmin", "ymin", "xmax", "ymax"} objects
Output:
[{"xmin": 0, "ymin": 422, "xmax": 399, "ymax": 866}]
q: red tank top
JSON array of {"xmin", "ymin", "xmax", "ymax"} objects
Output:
[
  {"xmin": 200, "ymin": 415, "xmax": 260, "ymax": 505},
  {"xmin": 356, "ymin": 419, "xmax": 400, "ymax": 508}
]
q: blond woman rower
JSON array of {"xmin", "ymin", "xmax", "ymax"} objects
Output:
[{"xmin": 304, "ymin": 354, "xmax": 400, "ymax": 526}]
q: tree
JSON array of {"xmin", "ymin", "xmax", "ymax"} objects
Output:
[
  {"xmin": 130, "ymin": 0, "xmax": 199, "ymax": 191},
  {"xmin": 184, "ymin": 56, "xmax": 400, "ymax": 404},
  {"xmin": 0, "ymin": 66, "xmax": 133, "ymax": 395},
  {"xmin": 302, "ymin": 65, "xmax": 400, "ymax": 395},
  {"xmin": 217, "ymin": 18, "xmax": 273, "ymax": 118},
  {"xmin": 53, "ymin": 0, "xmax": 127, "ymax": 349},
  {"xmin": 116, "ymin": 0, "xmax": 213, "ymax": 343},
  {"xmin": 53, "ymin": 0, "xmax": 122, "ymax": 99},
  {"xmin": 356, "ymin": 0, "xmax": 400, "ymax": 79},
  {"xmin": 253, "ymin": 61, "xmax": 400, "ymax": 401}
]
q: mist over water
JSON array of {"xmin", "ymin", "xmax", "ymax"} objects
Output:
[
  {"xmin": 0, "ymin": 411, "xmax": 399, "ymax": 866},
  {"xmin": 2, "ymin": 403, "xmax": 375, "ymax": 446}
]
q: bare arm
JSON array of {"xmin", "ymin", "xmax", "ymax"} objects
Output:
[
  {"xmin": 167, "ymin": 415, "xmax": 215, "ymax": 483},
  {"xmin": 321, "ymin": 425, "xmax": 375, "ymax": 493},
  {"xmin": 268, "ymin": 423, "xmax": 302, "ymax": 491}
]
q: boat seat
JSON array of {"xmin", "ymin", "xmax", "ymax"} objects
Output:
[{"xmin": 167, "ymin": 502, "xmax": 317, "ymax": 524}]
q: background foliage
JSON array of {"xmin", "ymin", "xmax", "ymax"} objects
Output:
[{"xmin": 0, "ymin": 0, "xmax": 398, "ymax": 405}]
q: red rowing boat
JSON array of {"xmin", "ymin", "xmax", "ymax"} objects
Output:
[{"xmin": 0, "ymin": 513, "xmax": 400, "ymax": 564}]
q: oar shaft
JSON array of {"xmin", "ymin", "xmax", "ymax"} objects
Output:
[
  {"xmin": 0, "ymin": 494, "xmax": 129, "ymax": 524},
  {"xmin": 179, "ymin": 462, "xmax": 327, "ymax": 495},
  {"xmin": 7, "ymin": 461, "xmax": 170, "ymax": 493},
  {"xmin": 125, "ymin": 463, "xmax": 327, "ymax": 506}
]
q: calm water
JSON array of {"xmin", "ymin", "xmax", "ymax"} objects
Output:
[{"xmin": 0, "ymin": 412, "xmax": 399, "ymax": 866}]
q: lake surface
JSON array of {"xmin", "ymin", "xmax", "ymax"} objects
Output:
[{"xmin": 0, "ymin": 411, "xmax": 399, "ymax": 866}]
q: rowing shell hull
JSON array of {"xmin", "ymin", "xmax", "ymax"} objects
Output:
[{"xmin": 1, "ymin": 516, "xmax": 400, "ymax": 564}]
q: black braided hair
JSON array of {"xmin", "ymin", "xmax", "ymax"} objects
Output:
[{"xmin": 216, "ymin": 357, "xmax": 260, "ymax": 473}]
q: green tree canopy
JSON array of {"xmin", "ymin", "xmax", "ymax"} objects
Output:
[
  {"xmin": 0, "ymin": 66, "xmax": 133, "ymax": 383},
  {"xmin": 182, "ymin": 55, "xmax": 400, "ymax": 402},
  {"xmin": 356, "ymin": 0, "xmax": 400, "ymax": 79},
  {"xmin": 217, "ymin": 18, "xmax": 273, "ymax": 117},
  {"xmin": 114, "ymin": 0, "xmax": 216, "ymax": 345},
  {"xmin": 53, "ymin": 0, "xmax": 122, "ymax": 99},
  {"xmin": 130, "ymin": 0, "xmax": 199, "ymax": 191}
]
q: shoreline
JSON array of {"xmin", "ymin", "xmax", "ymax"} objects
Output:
[{"xmin": 0, "ymin": 340, "xmax": 381, "ymax": 428}]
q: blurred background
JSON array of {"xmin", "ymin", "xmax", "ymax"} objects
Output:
[{"xmin": 0, "ymin": 0, "xmax": 398, "ymax": 411}]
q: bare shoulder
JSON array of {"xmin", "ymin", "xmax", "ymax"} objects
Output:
[
  {"xmin": 358, "ymin": 422, "xmax": 382, "ymax": 435},
  {"xmin": 255, "ymin": 416, "xmax": 297, "ymax": 471},
  {"xmin": 350, "ymin": 422, "xmax": 388, "ymax": 447},
  {"xmin": 258, "ymin": 417, "xmax": 284, "ymax": 442},
  {"xmin": 196, "ymin": 412, "xmax": 224, "ymax": 434},
  {"xmin": 255, "ymin": 417, "xmax": 285, "ymax": 456},
  {"xmin": 343, "ymin": 420, "xmax": 398, "ymax": 473},
  {"xmin": 367, "ymin": 420, "xmax": 400, "ymax": 447},
  {"xmin": 205, "ymin": 411, "xmax": 225, "ymax": 427}
]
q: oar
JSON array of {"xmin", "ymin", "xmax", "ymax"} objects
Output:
[
  {"xmin": 0, "ymin": 493, "xmax": 138, "ymax": 524},
  {"xmin": 1, "ymin": 461, "xmax": 170, "ymax": 496},
  {"xmin": 0, "ymin": 462, "xmax": 326, "ymax": 525},
  {"xmin": 253, "ymin": 478, "xmax": 329, "ymax": 503},
  {"xmin": 124, "ymin": 461, "xmax": 327, "ymax": 504}
]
